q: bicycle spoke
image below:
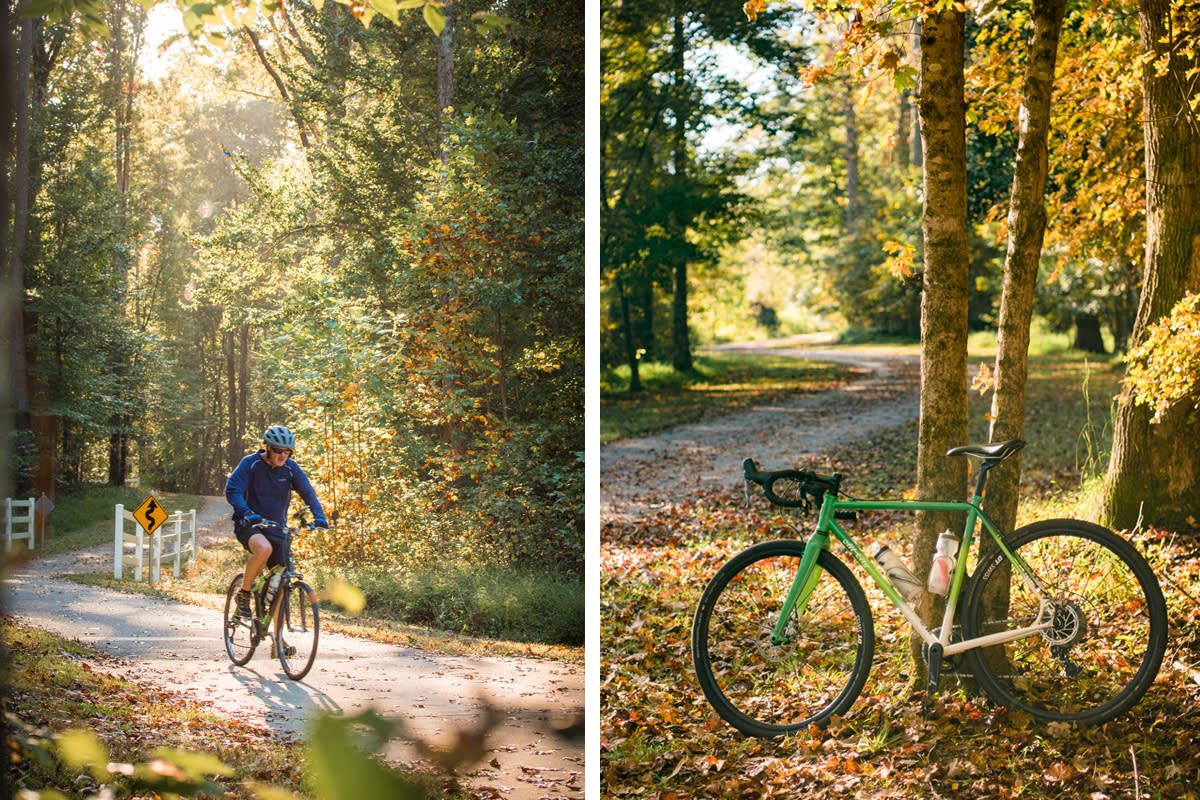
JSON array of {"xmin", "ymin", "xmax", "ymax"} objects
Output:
[{"xmin": 963, "ymin": 520, "xmax": 1166, "ymax": 724}]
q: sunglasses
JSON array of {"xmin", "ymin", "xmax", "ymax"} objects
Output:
[{"xmin": 268, "ymin": 446, "xmax": 293, "ymax": 457}]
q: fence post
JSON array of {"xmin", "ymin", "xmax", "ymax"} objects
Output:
[
  {"xmin": 187, "ymin": 509, "xmax": 197, "ymax": 571},
  {"xmin": 114, "ymin": 504, "xmax": 124, "ymax": 579},
  {"xmin": 6, "ymin": 498, "xmax": 12, "ymax": 549},
  {"xmin": 172, "ymin": 512, "xmax": 182, "ymax": 577},
  {"xmin": 136, "ymin": 523, "xmax": 144, "ymax": 582}
]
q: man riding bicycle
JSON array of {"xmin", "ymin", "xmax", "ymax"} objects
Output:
[{"xmin": 225, "ymin": 425, "xmax": 328, "ymax": 619}]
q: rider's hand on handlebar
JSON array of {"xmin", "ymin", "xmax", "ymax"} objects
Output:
[
  {"xmin": 244, "ymin": 513, "xmax": 263, "ymax": 526},
  {"xmin": 313, "ymin": 517, "xmax": 329, "ymax": 530}
]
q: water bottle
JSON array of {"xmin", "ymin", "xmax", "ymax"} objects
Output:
[
  {"xmin": 927, "ymin": 530, "xmax": 959, "ymax": 595},
  {"xmin": 264, "ymin": 570, "xmax": 282, "ymax": 608},
  {"xmin": 874, "ymin": 546, "xmax": 922, "ymax": 603}
]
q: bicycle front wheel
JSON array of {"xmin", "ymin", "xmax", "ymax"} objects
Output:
[
  {"xmin": 223, "ymin": 574, "xmax": 256, "ymax": 666},
  {"xmin": 276, "ymin": 579, "xmax": 320, "ymax": 680},
  {"xmin": 692, "ymin": 539, "xmax": 874, "ymax": 737},
  {"xmin": 962, "ymin": 519, "xmax": 1167, "ymax": 725}
]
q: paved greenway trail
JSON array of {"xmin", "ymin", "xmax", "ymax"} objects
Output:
[
  {"xmin": 5, "ymin": 498, "xmax": 584, "ymax": 800},
  {"xmin": 600, "ymin": 336, "xmax": 923, "ymax": 524}
]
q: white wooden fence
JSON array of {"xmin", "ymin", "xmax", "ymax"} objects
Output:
[
  {"xmin": 114, "ymin": 504, "xmax": 197, "ymax": 583},
  {"xmin": 5, "ymin": 497, "xmax": 35, "ymax": 549}
]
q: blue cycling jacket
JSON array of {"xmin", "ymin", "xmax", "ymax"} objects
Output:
[{"xmin": 225, "ymin": 450, "xmax": 326, "ymax": 528}]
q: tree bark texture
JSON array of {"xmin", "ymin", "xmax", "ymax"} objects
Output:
[
  {"xmin": 1103, "ymin": 0, "xmax": 1200, "ymax": 531},
  {"xmin": 985, "ymin": 0, "xmax": 1067, "ymax": 542},
  {"xmin": 914, "ymin": 7, "xmax": 969, "ymax": 612}
]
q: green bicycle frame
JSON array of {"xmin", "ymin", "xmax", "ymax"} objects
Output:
[{"xmin": 771, "ymin": 490, "xmax": 1053, "ymax": 656}]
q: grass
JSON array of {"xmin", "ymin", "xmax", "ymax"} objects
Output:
[
  {"xmin": 3, "ymin": 620, "xmax": 455, "ymax": 799},
  {"xmin": 601, "ymin": 350, "xmax": 848, "ymax": 443},
  {"xmin": 3, "ymin": 620, "xmax": 307, "ymax": 798}
]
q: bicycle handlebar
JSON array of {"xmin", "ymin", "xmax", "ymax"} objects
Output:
[{"xmin": 742, "ymin": 458, "xmax": 846, "ymax": 514}]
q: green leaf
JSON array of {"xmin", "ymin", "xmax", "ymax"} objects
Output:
[
  {"xmin": 56, "ymin": 729, "xmax": 109, "ymax": 781},
  {"xmin": 17, "ymin": 0, "xmax": 64, "ymax": 18},
  {"xmin": 307, "ymin": 712, "xmax": 425, "ymax": 800},
  {"xmin": 368, "ymin": 0, "xmax": 398, "ymax": 22},
  {"xmin": 423, "ymin": 2, "xmax": 445, "ymax": 35}
]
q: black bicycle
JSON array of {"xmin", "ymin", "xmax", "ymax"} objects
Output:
[{"xmin": 223, "ymin": 517, "xmax": 321, "ymax": 680}]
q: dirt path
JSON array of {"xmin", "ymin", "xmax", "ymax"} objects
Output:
[
  {"xmin": 600, "ymin": 337, "xmax": 922, "ymax": 523},
  {"xmin": 5, "ymin": 498, "xmax": 583, "ymax": 800}
]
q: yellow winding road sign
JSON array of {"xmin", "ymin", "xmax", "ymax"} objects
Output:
[{"xmin": 132, "ymin": 495, "xmax": 169, "ymax": 536}]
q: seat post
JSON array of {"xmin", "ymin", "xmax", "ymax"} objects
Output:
[{"xmin": 973, "ymin": 462, "xmax": 992, "ymax": 499}]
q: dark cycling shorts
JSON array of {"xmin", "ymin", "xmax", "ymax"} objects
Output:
[{"xmin": 235, "ymin": 525, "xmax": 289, "ymax": 569}]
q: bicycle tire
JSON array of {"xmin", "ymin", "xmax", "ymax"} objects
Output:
[
  {"xmin": 692, "ymin": 539, "xmax": 874, "ymax": 737},
  {"xmin": 962, "ymin": 519, "xmax": 1167, "ymax": 725},
  {"xmin": 276, "ymin": 579, "xmax": 319, "ymax": 680},
  {"xmin": 223, "ymin": 573, "xmax": 257, "ymax": 666}
]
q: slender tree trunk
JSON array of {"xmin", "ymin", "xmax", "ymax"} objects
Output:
[
  {"xmin": 238, "ymin": 322, "xmax": 250, "ymax": 444},
  {"xmin": 985, "ymin": 0, "xmax": 1067, "ymax": 543},
  {"xmin": 910, "ymin": 21, "xmax": 923, "ymax": 170},
  {"xmin": 896, "ymin": 89, "xmax": 911, "ymax": 168},
  {"xmin": 437, "ymin": 0, "xmax": 455, "ymax": 161},
  {"xmin": 10, "ymin": 15, "xmax": 33, "ymax": 428},
  {"xmin": 913, "ymin": 7, "xmax": 969, "ymax": 632},
  {"xmin": 670, "ymin": 9, "xmax": 692, "ymax": 373},
  {"xmin": 1103, "ymin": 0, "xmax": 1200, "ymax": 531},
  {"xmin": 225, "ymin": 329, "xmax": 238, "ymax": 465},
  {"xmin": 845, "ymin": 80, "xmax": 860, "ymax": 226},
  {"xmin": 617, "ymin": 276, "xmax": 642, "ymax": 392}
]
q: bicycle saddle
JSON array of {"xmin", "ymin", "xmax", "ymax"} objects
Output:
[{"xmin": 946, "ymin": 439, "xmax": 1025, "ymax": 464}]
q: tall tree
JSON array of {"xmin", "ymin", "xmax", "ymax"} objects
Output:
[
  {"xmin": 985, "ymin": 0, "xmax": 1068, "ymax": 541},
  {"xmin": 1102, "ymin": 0, "xmax": 1200, "ymax": 530},
  {"xmin": 912, "ymin": 5, "xmax": 969, "ymax": 627}
]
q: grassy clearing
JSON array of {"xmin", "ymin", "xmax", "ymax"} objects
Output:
[
  {"xmin": 600, "ymin": 341, "xmax": 1199, "ymax": 799},
  {"xmin": 601, "ymin": 350, "xmax": 847, "ymax": 443}
]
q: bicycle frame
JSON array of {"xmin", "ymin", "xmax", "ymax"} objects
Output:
[{"xmin": 772, "ymin": 488, "xmax": 1055, "ymax": 657}]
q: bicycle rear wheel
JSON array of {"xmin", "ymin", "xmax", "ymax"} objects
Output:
[
  {"xmin": 692, "ymin": 539, "xmax": 874, "ymax": 737},
  {"xmin": 223, "ymin": 573, "xmax": 257, "ymax": 665},
  {"xmin": 276, "ymin": 579, "xmax": 319, "ymax": 680},
  {"xmin": 962, "ymin": 519, "xmax": 1167, "ymax": 725}
]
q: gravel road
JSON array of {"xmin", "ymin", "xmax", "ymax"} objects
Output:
[
  {"xmin": 600, "ymin": 337, "xmax": 922, "ymax": 523},
  {"xmin": 5, "ymin": 498, "xmax": 583, "ymax": 800}
]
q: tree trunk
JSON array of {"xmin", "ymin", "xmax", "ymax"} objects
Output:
[
  {"xmin": 845, "ymin": 79, "xmax": 860, "ymax": 226},
  {"xmin": 225, "ymin": 329, "xmax": 238, "ymax": 465},
  {"xmin": 985, "ymin": 0, "xmax": 1067, "ymax": 544},
  {"xmin": 238, "ymin": 322, "xmax": 250, "ymax": 444},
  {"xmin": 10, "ymin": 15, "xmax": 33, "ymax": 428},
  {"xmin": 1071, "ymin": 313, "xmax": 1107, "ymax": 353},
  {"xmin": 436, "ymin": 0, "xmax": 455, "ymax": 161},
  {"xmin": 896, "ymin": 88, "xmax": 911, "ymax": 169},
  {"xmin": 913, "ymin": 7, "xmax": 969, "ymax": 630},
  {"xmin": 1102, "ymin": 0, "xmax": 1200, "ymax": 531},
  {"xmin": 670, "ymin": 9, "xmax": 692, "ymax": 373},
  {"xmin": 617, "ymin": 276, "xmax": 642, "ymax": 392}
]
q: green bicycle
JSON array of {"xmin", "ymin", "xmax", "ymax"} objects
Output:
[
  {"xmin": 223, "ymin": 518, "xmax": 321, "ymax": 680},
  {"xmin": 691, "ymin": 440, "xmax": 1167, "ymax": 738}
]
